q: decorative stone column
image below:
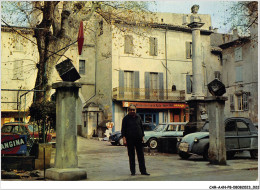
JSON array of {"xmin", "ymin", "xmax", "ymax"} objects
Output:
[
  {"xmin": 205, "ymin": 96, "xmax": 228, "ymax": 165},
  {"xmin": 185, "ymin": 5, "xmax": 207, "ymax": 132},
  {"xmin": 188, "ymin": 5, "xmax": 205, "ymax": 99},
  {"xmin": 46, "ymin": 82, "xmax": 87, "ymax": 180}
]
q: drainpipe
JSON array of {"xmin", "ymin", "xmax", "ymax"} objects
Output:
[
  {"xmin": 84, "ymin": 44, "xmax": 97, "ymax": 104},
  {"xmin": 165, "ymin": 27, "xmax": 168, "ymax": 100}
]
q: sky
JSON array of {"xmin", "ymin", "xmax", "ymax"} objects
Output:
[{"xmin": 148, "ymin": 1, "xmax": 236, "ymax": 33}]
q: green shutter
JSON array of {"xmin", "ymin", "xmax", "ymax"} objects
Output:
[
  {"xmin": 134, "ymin": 71, "xmax": 140, "ymax": 99},
  {"xmin": 186, "ymin": 75, "xmax": 192, "ymax": 94},
  {"xmin": 119, "ymin": 70, "xmax": 124, "ymax": 98},
  {"xmin": 145, "ymin": 72, "xmax": 150, "ymax": 99},
  {"xmin": 159, "ymin": 72, "xmax": 164, "ymax": 100},
  {"xmin": 186, "ymin": 41, "xmax": 191, "ymax": 59}
]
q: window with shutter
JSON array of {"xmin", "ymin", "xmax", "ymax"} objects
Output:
[
  {"xmin": 186, "ymin": 41, "xmax": 192, "ymax": 59},
  {"xmin": 230, "ymin": 94, "xmax": 235, "ymax": 111},
  {"xmin": 14, "ymin": 35, "xmax": 23, "ymax": 51},
  {"xmin": 99, "ymin": 20, "xmax": 103, "ymax": 36},
  {"xmin": 149, "ymin": 37, "xmax": 158, "ymax": 56},
  {"xmin": 186, "ymin": 75, "xmax": 192, "ymax": 94},
  {"xmin": 124, "ymin": 35, "xmax": 134, "ymax": 54},
  {"xmin": 237, "ymin": 95, "xmax": 243, "ymax": 111},
  {"xmin": 243, "ymin": 93, "xmax": 249, "ymax": 111},
  {"xmin": 235, "ymin": 66, "xmax": 243, "ymax": 82},
  {"xmin": 235, "ymin": 47, "xmax": 242, "ymax": 62},
  {"xmin": 79, "ymin": 60, "xmax": 86, "ymax": 75},
  {"xmin": 13, "ymin": 60, "xmax": 23, "ymax": 79}
]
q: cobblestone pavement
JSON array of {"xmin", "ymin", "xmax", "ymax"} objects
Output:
[{"xmin": 71, "ymin": 137, "xmax": 258, "ymax": 181}]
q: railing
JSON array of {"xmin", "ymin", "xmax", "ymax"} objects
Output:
[{"xmin": 113, "ymin": 87, "xmax": 185, "ymax": 101}]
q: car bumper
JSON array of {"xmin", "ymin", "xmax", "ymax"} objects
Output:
[{"xmin": 178, "ymin": 142, "xmax": 189, "ymax": 153}]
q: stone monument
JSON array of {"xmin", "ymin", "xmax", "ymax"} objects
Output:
[{"xmin": 45, "ymin": 81, "xmax": 87, "ymax": 180}]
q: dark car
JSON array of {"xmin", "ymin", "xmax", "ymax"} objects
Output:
[
  {"xmin": 178, "ymin": 117, "xmax": 258, "ymax": 160},
  {"xmin": 109, "ymin": 123, "xmax": 156, "ymax": 146}
]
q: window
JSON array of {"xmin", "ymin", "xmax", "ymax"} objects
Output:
[
  {"xmin": 167, "ymin": 125, "xmax": 176, "ymax": 131},
  {"xmin": 235, "ymin": 47, "xmax": 242, "ymax": 62},
  {"xmin": 124, "ymin": 71, "xmax": 134, "ymax": 89},
  {"xmin": 237, "ymin": 121, "xmax": 249, "ymax": 132},
  {"xmin": 237, "ymin": 95, "xmax": 243, "ymax": 111},
  {"xmin": 145, "ymin": 72, "xmax": 163, "ymax": 99},
  {"xmin": 124, "ymin": 35, "xmax": 134, "ymax": 54},
  {"xmin": 214, "ymin": 71, "xmax": 221, "ymax": 80},
  {"xmin": 230, "ymin": 94, "xmax": 235, "ymax": 111},
  {"xmin": 243, "ymin": 93, "xmax": 249, "ymax": 111},
  {"xmin": 149, "ymin": 37, "xmax": 158, "ymax": 56},
  {"xmin": 186, "ymin": 41, "xmax": 192, "ymax": 59},
  {"xmin": 235, "ymin": 66, "xmax": 243, "ymax": 82},
  {"xmin": 150, "ymin": 73, "xmax": 158, "ymax": 91},
  {"xmin": 99, "ymin": 20, "xmax": 103, "ymax": 36},
  {"xmin": 186, "ymin": 75, "xmax": 192, "ymax": 94},
  {"xmin": 14, "ymin": 35, "xmax": 23, "ymax": 51},
  {"xmin": 237, "ymin": 93, "xmax": 249, "ymax": 111},
  {"xmin": 13, "ymin": 60, "xmax": 23, "ymax": 79},
  {"xmin": 79, "ymin": 60, "xmax": 85, "ymax": 75}
]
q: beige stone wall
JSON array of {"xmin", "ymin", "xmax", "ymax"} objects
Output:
[{"xmin": 222, "ymin": 40, "xmax": 258, "ymax": 123}]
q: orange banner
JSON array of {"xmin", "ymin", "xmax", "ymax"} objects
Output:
[{"xmin": 122, "ymin": 101, "xmax": 187, "ymax": 109}]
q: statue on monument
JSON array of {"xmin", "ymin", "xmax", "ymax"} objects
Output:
[{"xmin": 190, "ymin": 4, "xmax": 201, "ymax": 23}]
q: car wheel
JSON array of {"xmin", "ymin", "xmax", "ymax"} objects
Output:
[
  {"xmin": 148, "ymin": 138, "xmax": 158, "ymax": 149},
  {"xmin": 111, "ymin": 142, "xmax": 117, "ymax": 146},
  {"xmin": 226, "ymin": 151, "xmax": 236, "ymax": 160},
  {"xmin": 203, "ymin": 145, "xmax": 209, "ymax": 161},
  {"xmin": 250, "ymin": 150, "xmax": 258, "ymax": 159},
  {"xmin": 118, "ymin": 137, "xmax": 124, "ymax": 146},
  {"xmin": 179, "ymin": 151, "xmax": 191, "ymax": 159}
]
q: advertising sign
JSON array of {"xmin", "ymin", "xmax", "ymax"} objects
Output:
[
  {"xmin": 1, "ymin": 135, "xmax": 27, "ymax": 155},
  {"xmin": 122, "ymin": 101, "xmax": 187, "ymax": 109}
]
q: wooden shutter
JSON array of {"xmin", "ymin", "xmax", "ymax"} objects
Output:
[
  {"xmin": 150, "ymin": 37, "xmax": 158, "ymax": 56},
  {"xmin": 154, "ymin": 38, "xmax": 158, "ymax": 56},
  {"xmin": 186, "ymin": 41, "xmax": 191, "ymax": 59},
  {"xmin": 159, "ymin": 73, "xmax": 164, "ymax": 100},
  {"xmin": 145, "ymin": 72, "xmax": 150, "ymax": 99},
  {"xmin": 124, "ymin": 35, "xmax": 133, "ymax": 54},
  {"xmin": 134, "ymin": 71, "xmax": 140, "ymax": 99},
  {"xmin": 119, "ymin": 70, "xmax": 124, "ymax": 98},
  {"xmin": 230, "ymin": 94, "xmax": 235, "ymax": 111},
  {"xmin": 236, "ymin": 66, "xmax": 243, "ymax": 82},
  {"xmin": 186, "ymin": 75, "xmax": 192, "ymax": 94}
]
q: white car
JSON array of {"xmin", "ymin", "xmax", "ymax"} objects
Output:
[{"xmin": 143, "ymin": 122, "xmax": 188, "ymax": 149}]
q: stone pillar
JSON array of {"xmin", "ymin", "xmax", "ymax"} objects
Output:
[
  {"xmin": 46, "ymin": 82, "xmax": 87, "ymax": 180},
  {"xmin": 191, "ymin": 28, "xmax": 204, "ymax": 98},
  {"xmin": 206, "ymin": 96, "xmax": 227, "ymax": 165}
]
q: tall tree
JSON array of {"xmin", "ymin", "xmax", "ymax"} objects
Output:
[
  {"xmin": 225, "ymin": 1, "xmax": 258, "ymax": 36},
  {"xmin": 1, "ymin": 1, "xmax": 152, "ymax": 103}
]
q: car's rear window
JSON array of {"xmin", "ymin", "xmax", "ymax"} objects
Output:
[
  {"xmin": 1, "ymin": 125, "xmax": 12, "ymax": 133},
  {"xmin": 2, "ymin": 125, "xmax": 28, "ymax": 134}
]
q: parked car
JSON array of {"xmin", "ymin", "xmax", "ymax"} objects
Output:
[
  {"xmin": 143, "ymin": 122, "xmax": 188, "ymax": 149},
  {"xmin": 108, "ymin": 123, "xmax": 156, "ymax": 146},
  {"xmin": 178, "ymin": 117, "xmax": 258, "ymax": 160},
  {"xmin": 1, "ymin": 122, "xmax": 54, "ymax": 143}
]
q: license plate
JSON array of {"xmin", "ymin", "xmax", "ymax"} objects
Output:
[{"xmin": 179, "ymin": 142, "xmax": 189, "ymax": 152}]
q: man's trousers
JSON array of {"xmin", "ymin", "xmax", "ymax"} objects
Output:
[{"xmin": 126, "ymin": 138, "xmax": 147, "ymax": 174}]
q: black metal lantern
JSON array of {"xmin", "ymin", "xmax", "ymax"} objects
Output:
[{"xmin": 207, "ymin": 79, "xmax": 226, "ymax": 96}]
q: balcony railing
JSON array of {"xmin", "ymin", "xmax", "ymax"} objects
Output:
[{"xmin": 113, "ymin": 87, "xmax": 185, "ymax": 101}]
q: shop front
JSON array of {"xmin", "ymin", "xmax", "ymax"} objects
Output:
[{"xmin": 122, "ymin": 101, "xmax": 189, "ymax": 126}]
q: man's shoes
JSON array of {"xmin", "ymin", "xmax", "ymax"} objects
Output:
[
  {"xmin": 131, "ymin": 173, "xmax": 135, "ymax": 176},
  {"xmin": 141, "ymin": 172, "xmax": 150, "ymax": 176}
]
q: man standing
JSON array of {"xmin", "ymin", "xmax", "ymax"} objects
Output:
[{"xmin": 121, "ymin": 104, "xmax": 150, "ymax": 176}]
